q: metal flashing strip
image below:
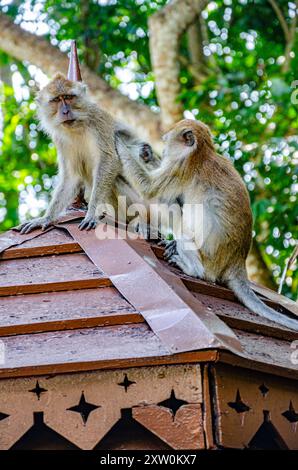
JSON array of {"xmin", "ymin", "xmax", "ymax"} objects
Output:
[{"xmin": 63, "ymin": 222, "xmax": 242, "ymax": 355}]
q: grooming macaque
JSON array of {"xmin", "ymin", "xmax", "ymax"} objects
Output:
[
  {"xmin": 17, "ymin": 73, "xmax": 156, "ymax": 234},
  {"xmin": 120, "ymin": 119, "xmax": 298, "ymax": 331}
]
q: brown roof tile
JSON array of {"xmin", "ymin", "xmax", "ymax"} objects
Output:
[{"xmin": 0, "ymin": 213, "xmax": 297, "ymax": 380}]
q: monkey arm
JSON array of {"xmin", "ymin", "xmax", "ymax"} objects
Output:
[
  {"xmin": 79, "ymin": 151, "xmax": 119, "ymax": 230},
  {"xmin": 120, "ymin": 150, "xmax": 161, "ymax": 199},
  {"xmin": 44, "ymin": 175, "xmax": 78, "ymax": 220},
  {"xmin": 17, "ymin": 165, "xmax": 79, "ymax": 234}
]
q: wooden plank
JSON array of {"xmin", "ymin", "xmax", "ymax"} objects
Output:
[
  {"xmin": 218, "ymin": 329, "xmax": 298, "ymax": 380},
  {"xmin": 0, "ymin": 278, "xmax": 111, "ymax": 297},
  {"xmin": 202, "ymin": 364, "xmax": 216, "ymax": 449},
  {"xmin": 0, "ymin": 288, "xmax": 142, "ymax": 336},
  {"xmin": 0, "ymin": 253, "xmax": 100, "ymax": 287},
  {"xmin": 2, "ymin": 228, "xmax": 82, "ymax": 260},
  {"xmin": 0, "ymin": 253, "xmax": 111, "ymax": 296},
  {"xmin": 193, "ymin": 292, "xmax": 298, "ymax": 342},
  {"xmin": 0, "ymin": 227, "xmax": 53, "ymax": 255},
  {"xmin": 0, "ymin": 323, "xmax": 219, "ymax": 378}
]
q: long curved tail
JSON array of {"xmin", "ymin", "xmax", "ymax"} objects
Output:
[{"xmin": 227, "ymin": 278, "xmax": 298, "ymax": 331}]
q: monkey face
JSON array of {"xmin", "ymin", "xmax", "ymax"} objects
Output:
[{"xmin": 36, "ymin": 73, "xmax": 89, "ymax": 133}]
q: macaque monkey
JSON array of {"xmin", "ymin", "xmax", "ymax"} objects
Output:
[
  {"xmin": 120, "ymin": 119, "xmax": 298, "ymax": 331},
  {"xmin": 17, "ymin": 72, "xmax": 120, "ymax": 233},
  {"xmin": 16, "ymin": 42, "xmax": 158, "ymax": 235}
]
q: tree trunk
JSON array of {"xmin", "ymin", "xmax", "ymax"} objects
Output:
[
  {"xmin": 0, "ymin": 13, "xmax": 162, "ymax": 152},
  {"xmin": 246, "ymin": 240, "xmax": 276, "ymax": 289},
  {"xmin": 149, "ymin": 0, "xmax": 208, "ymax": 129},
  {"xmin": 187, "ymin": 17, "xmax": 207, "ymax": 82}
]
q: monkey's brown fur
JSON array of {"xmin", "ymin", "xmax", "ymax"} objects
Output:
[{"xmin": 120, "ymin": 119, "xmax": 298, "ymax": 331}]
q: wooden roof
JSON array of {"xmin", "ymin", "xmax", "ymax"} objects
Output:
[{"xmin": 0, "ymin": 211, "xmax": 297, "ymax": 380}]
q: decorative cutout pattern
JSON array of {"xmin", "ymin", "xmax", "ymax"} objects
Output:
[
  {"xmin": 67, "ymin": 392, "xmax": 101, "ymax": 425},
  {"xmin": 259, "ymin": 383, "xmax": 269, "ymax": 397},
  {"xmin": 118, "ymin": 374, "xmax": 136, "ymax": 392},
  {"xmin": 248, "ymin": 410, "xmax": 288, "ymax": 450},
  {"xmin": 228, "ymin": 389, "xmax": 250, "ymax": 413},
  {"xmin": 29, "ymin": 381, "xmax": 48, "ymax": 400},
  {"xmin": 0, "ymin": 412, "xmax": 9, "ymax": 422},
  {"xmin": 215, "ymin": 364, "xmax": 298, "ymax": 449},
  {"xmin": 158, "ymin": 390, "xmax": 188, "ymax": 418},
  {"xmin": 282, "ymin": 401, "xmax": 298, "ymax": 424},
  {"xmin": 0, "ymin": 364, "xmax": 202, "ymax": 450}
]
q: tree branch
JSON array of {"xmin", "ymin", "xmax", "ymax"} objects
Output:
[
  {"xmin": 149, "ymin": 0, "xmax": 208, "ymax": 129},
  {"xmin": 268, "ymin": 0, "xmax": 297, "ymax": 73},
  {"xmin": 0, "ymin": 13, "xmax": 162, "ymax": 151},
  {"xmin": 282, "ymin": 5, "xmax": 297, "ymax": 73},
  {"xmin": 187, "ymin": 18, "xmax": 207, "ymax": 82},
  {"xmin": 278, "ymin": 243, "xmax": 298, "ymax": 295},
  {"xmin": 268, "ymin": 0, "xmax": 290, "ymax": 41}
]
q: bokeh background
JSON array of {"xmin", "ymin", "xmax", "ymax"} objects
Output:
[{"xmin": 0, "ymin": 0, "xmax": 297, "ymax": 298}]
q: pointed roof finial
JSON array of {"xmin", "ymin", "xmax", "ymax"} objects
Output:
[{"xmin": 67, "ymin": 40, "xmax": 82, "ymax": 82}]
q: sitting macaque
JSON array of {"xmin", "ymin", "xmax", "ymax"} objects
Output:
[
  {"xmin": 120, "ymin": 118, "xmax": 298, "ymax": 331},
  {"xmin": 17, "ymin": 41, "xmax": 157, "ymax": 234}
]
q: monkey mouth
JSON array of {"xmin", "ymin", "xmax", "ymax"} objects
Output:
[{"xmin": 62, "ymin": 119, "xmax": 76, "ymax": 126}]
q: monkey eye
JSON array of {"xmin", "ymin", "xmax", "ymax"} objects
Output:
[
  {"xmin": 50, "ymin": 96, "xmax": 60, "ymax": 103},
  {"xmin": 63, "ymin": 95, "xmax": 76, "ymax": 100}
]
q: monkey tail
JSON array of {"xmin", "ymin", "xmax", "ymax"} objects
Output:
[{"xmin": 227, "ymin": 277, "xmax": 298, "ymax": 331}]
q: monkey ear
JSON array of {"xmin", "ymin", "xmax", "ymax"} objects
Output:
[{"xmin": 181, "ymin": 129, "xmax": 195, "ymax": 147}]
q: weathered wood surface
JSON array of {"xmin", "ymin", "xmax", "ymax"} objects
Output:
[
  {"xmin": 0, "ymin": 288, "xmax": 141, "ymax": 336},
  {"xmin": 0, "ymin": 219, "xmax": 296, "ymax": 381},
  {"xmin": 133, "ymin": 404, "xmax": 204, "ymax": 450},
  {"xmin": 2, "ymin": 228, "xmax": 81, "ymax": 259},
  {"xmin": 0, "ymin": 323, "xmax": 218, "ymax": 378},
  {"xmin": 0, "ymin": 253, "xmax": 111, "ymax": 295},
  {"xmin": 195, "ymin": 292, "xmax": 298, "ymax": 342}
]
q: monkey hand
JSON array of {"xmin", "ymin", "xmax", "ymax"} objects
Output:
[
  {"xmin": 16, "ymin": 216, "xmax": 53, "ymax": 235},
  {"xmin": 78, "ymin": 214, "xmax": 102, "ymax": 231},
  {"xmin": 158, "ymin": 239, "xmax": 178, "ymax": 260},
  {"xmin": 139, "ymin": 143, "xmax": 154, "ymax": 163}
]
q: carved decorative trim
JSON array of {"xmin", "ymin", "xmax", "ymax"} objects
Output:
[
  {"xmin": 0, "ymin": 364, "xmax": 202, "ymax": 450},
  {"xmin": 213, "ymin": 364, "xmax": 298, "ymax": 449}
]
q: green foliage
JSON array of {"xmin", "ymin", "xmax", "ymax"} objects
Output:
[{"xmin": 0, "ymin": 0, "xmax": 297, "ymax": 298}]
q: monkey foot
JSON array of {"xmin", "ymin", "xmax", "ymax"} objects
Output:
[
  {"xmin": 78, "ymin": 216, "xmax": 98, "ymax": 231},
  {"xmin": 16, "ymin": 217, "xmax": 52, "ymax": 235},
  {"xmin": 158, "ymin": 239, "xmax": 178, "ymax": 261}
]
